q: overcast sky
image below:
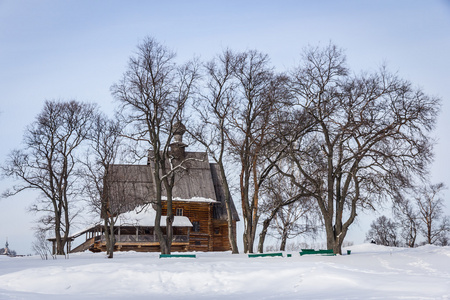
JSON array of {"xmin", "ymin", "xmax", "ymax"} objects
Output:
[{"xmin": 1, "ymin": 0, "xmax": 450, "ymax": 254}]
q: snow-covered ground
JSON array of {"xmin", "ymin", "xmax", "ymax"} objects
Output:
[{"xmin": 0, "ymin": 244, "xmax": 449, "ymax": 299}]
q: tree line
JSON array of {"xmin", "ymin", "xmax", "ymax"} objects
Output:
[
  {"xmin": 367, "ymin": 182, "xmax": 450, "ymax": 247},
  {"xmin": 1, "ymin": 36, "xmax": 444, "ymax": 257}
]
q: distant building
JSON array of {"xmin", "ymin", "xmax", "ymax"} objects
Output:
[
  {"xmin": 0, "ymin": 239, "xmax": 15, "ymax": 257},
  {"xmin": 57, "ymin": 124, "xmax": 239, "ymax": 254}
]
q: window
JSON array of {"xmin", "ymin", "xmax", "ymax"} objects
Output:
[
  {"xmin": 192, "ymin": 221, "xmax": 200, "ymax": 232},
  {"xmin": 214, "ymin": 227, "xmax": 220, "ymax": 235},
  {"xmin": 176, "ymin": 208, "xmax": 183, "ymax": 216}
]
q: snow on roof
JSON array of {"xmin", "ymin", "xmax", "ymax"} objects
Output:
[
  {"xmin": 117, "ymin": 205, "xmax": 192, "ymax": 227},
  {"xmin": 162, "ymin": 196, "xmax": 217, "ymax": 203},
  {"xmin": 51, "ymin": 206, "xmax": 193, "ymax": 240},
  {"xmin": 68, "ymin": 224, "xmax": 102, "ymax": 239},
  {"xmin": 48, "ymin": 225, "xmax": 101, "ymax": 241}
]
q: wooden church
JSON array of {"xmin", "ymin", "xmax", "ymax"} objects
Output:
[{"xmin": 67, "ymin": 124, "xmax": 239, "ymax": 253}]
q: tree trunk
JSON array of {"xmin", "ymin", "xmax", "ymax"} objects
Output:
[
  {"xmin": 154, "ymin": 174, "xmax": 169, "ymax": 254},
  {"xmin": 257, "ymin": 219, "xmax": 271, "ymax": 253},
  {"xmin": 325, "ymin": 221, "xmax": 340, "ymax": 254},
  {"xmin": 165, "ymin": 185, "xmax": 174, "ymax": 255},
  {"xmin": 226, "ymin": 204, "xmax": 238, "ymax": 254},
  {"xmin": 325, "ymin": 221, "xmax": 348, "ymax": 255},
  {"xmin": 250, "ymin": 207, "xmax": 259, "ymax": 253},
  {"xmin": 427, "ymin": 221, "xmax": 432, "ymax": 244},
  {"xmin": 279, "ymin": 227, "xmax": 288, "ymax": 251},
  {"xmin": 243, "ymin": 217, "xmax": 255, "ymax": 253},
  {"xmin": 242, "ymin": 202, "xmax": 256, "ymax": 253},
  {"xmin": 54, "ymin": 215, "xmax": 65, "ymax": 255},
  {"xmin": 107, "ymin": 220, "xmax": 115, "ymax": 258},
  {"xmin": 241, "ymin": 199, "xmax": 250, "ymax": 253},
  {"xmin": 410, "ymin": 227, "xmax": 417, "ymax": 247},
  {"xmin": 104, "ymin": 218, "xmax": 111, "ymax": 257},
  {"xmin": 243, "ymin": 233, "xmax": 248, "ymax": 253},
  {"xmin": 55, "ymin": 233, "xmax": 65, "ymax": 255}
]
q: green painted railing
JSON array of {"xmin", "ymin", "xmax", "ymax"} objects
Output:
[
  {"xmin": 159, "ymin": 254, "xmax": 196, "ymax": 258},
  {"xmin": 300, "ymin": 249, "xmax": 335, "ymax": 256},
  {"xmin": 248, "ymin": 252, "xmax": 283, "ymax": 258}
]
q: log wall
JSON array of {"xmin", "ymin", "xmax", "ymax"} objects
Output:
[
  {"xmin": 163, "ymin": 201, "xmax": 235, "ymax": 252},
  {"xmin": 87, "ymin": 200, "xmax": 236, "ymax": 253}
]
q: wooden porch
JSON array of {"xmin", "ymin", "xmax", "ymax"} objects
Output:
[{"xmin": 69, "ymin": 225, "xmax": 191, "ymax": 253}]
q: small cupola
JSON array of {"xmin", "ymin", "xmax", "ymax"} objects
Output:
[{"xmin": 170, "ymin": 122, "xmax": 187, "ymax": 159}]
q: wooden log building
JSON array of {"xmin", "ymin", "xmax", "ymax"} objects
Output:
[{"xmin": 63, "ymin": 123, "xmax": 239, "ymax": 254}]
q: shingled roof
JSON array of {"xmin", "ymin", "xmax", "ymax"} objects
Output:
[
  {"xmin": 105, "ymin": 151, "xmax": 239, "ymax": 221},
  {"xmin": 105, "ymin": 164, "xmax": 154, "ymax": 214}
]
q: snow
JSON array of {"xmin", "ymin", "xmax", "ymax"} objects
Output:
[
  {"xmin": 65, "ymin": 224, "xmax": 102, "ymax": 239},
  {"xmin": 0, "ymin": 244, "xmax": 449, "ymax": 299},
  {"xmin": 49, "ymin": 206, "xmax": 193, "ymax": 240},
  {"xmin": 117, "ymin": 206, "xmax": 192, "ymax": 227},
  {"xmin": 162, "ymin": 196, "xmax": 217, "ymax": 203}
]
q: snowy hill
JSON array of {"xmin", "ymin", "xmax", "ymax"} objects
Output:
[{"xmin": 0, "ymin": 244, "xmax": 449, "ymax": 299}]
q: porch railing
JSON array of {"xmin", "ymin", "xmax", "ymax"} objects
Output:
[{"xmin": 95, "ymin": 234, "xmax": 189, "ymax": 243}]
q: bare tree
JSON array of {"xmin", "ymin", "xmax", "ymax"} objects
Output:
[
  {"xmin": 366, "ymin": 215, "xmax": 400, "ymax": 246},
  {"xmin": 258, "ymin": 166, "xmax": 317, "ymax": 253},
  {"xmin": 273, "ymin": 200, "xmax": 318, "ymax": 252},
  {"xmin": 258, "ymin": 172, "xmax": 318, "ymax": 252},
  {"xmin": 191, "ymin": 50, "xmax": 239, "ymax": 253},
  {"xmin": 257, "ymin": 108, "xmax": 317, "ymax": 253},
  {"xmin": 32, "ymin": 230, "xmax": 53, "ymax": 260},
  {"xmin": 437, "ymin": 231, "xmax": 450, "ymax": 246},
  {"xmin": 393, "ymin": 196, "xmax": 422, "ymax": 247},
  {"xmin": 224, "ymin": 50, "xmax": 294, "ymax": 253},
  {"xmin": 111, "ymin": 37, "xmax": 199, "ymax": 254},
  {"xmin": 80, "ymin": 113, "xmax": 125, "ymax": 258},
  {"xmin": 2, "ymin": 100, "xmax": 96, "ymax": 255},
  {"xmin": 415, "ymin": 182, "xmax": 450, "ymax": 245},
  {"xmin": 288, "ymin": 44, "xmax": 440, "ymax": 254}
]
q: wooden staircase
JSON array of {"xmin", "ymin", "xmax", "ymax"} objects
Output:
[{"xmin": 70, "ymin": 237, "xmax": 95, "ymax": 253}]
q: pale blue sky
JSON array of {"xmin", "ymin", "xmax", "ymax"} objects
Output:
[{"xmin": 1, "ymin": 0, "xmax": 450, "ymax": 254}]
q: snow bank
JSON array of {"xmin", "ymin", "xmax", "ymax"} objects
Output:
[{"xmin": 0, "ymin": 244, "xmax": 449, "ymax": 299}]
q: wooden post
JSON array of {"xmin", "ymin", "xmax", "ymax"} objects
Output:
[
  {"xmin": 187, "ymin": 227, "xmax": 191, "ymax": 251},
  {"xmin": 208, "ymin": 204, "xmax": 213, "ymax": 251}
]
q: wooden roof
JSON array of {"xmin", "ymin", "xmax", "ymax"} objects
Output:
[
  {"xmin": 210, "ymin": 163, "xmax": 240, "ymax": 221},
  {"xmin": 105, "ymin": 165, "xmax": 154, "ymax": 214},
  {"xmin": 106, "ymin": 151, "xmax": 239, "ymax": 221}
]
